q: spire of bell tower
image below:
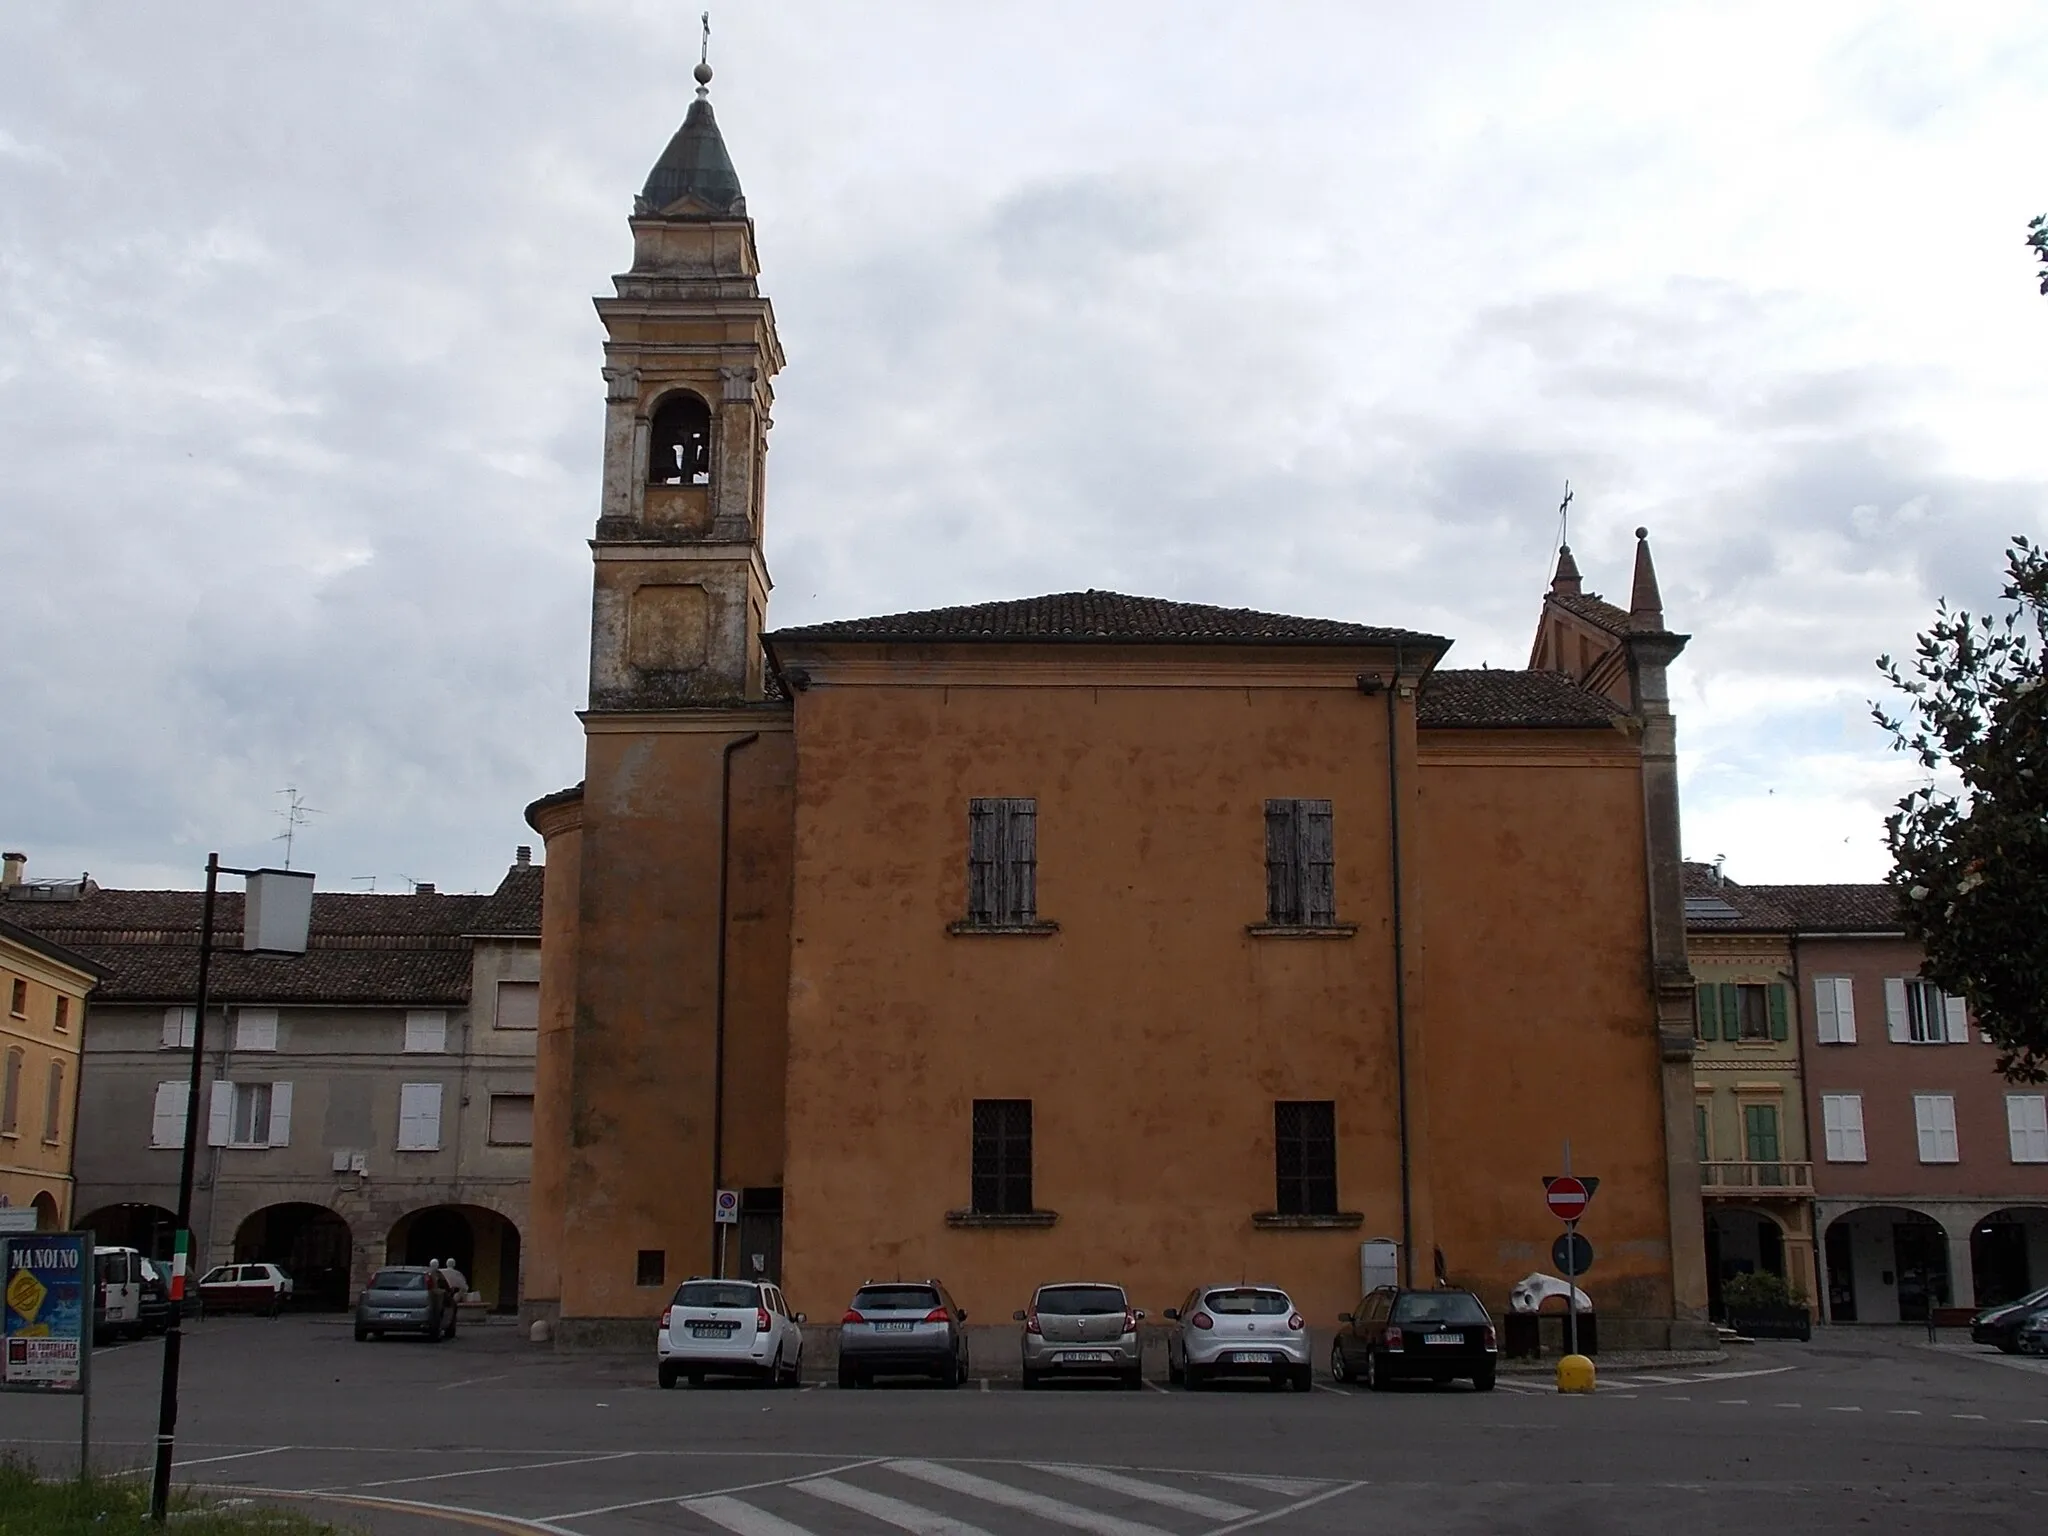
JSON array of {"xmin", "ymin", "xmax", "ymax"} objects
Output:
[{"xmin": 585, "ymin": 27, "xmax": 785, "ymax": 711}]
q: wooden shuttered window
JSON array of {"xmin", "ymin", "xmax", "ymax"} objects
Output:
[
  {"xmin": 970, "ymin": 1098, "xmax": 1032, "ymax": 1215},
  {"xmin": 1821, "ymin": 1094, "xmax": 1867, "ymax": 1162},
  {"xmin": 966, "ymin": 799, "xmax": 1038, "ymax": 926},
  {"xmin": 2008, "ymin": 1095, "xmax": 2048, "ymax": 1163},
  {"xmin": 1700, "ymin": 982, "xmax": 1786, "ymax": 1042},
  {"xmin": 1264, "ymin": 799, "xmax": 1336, "ymax": 927},
  {"xmin": 1275, "ymin": 1099, "xmax": 1338, "ymax": 1215},
  {"xmin": 1914, "ymin": 1094, "xmax": 1959, "ymax": 1163}
]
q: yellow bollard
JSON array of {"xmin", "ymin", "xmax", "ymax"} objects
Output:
[{"xmin": 1555, "ymin": 1353, "xmax": 1596, "ymax": 1393}]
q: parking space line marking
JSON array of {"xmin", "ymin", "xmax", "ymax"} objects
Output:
[
  {"xmin": 798, "ymin": 1475, "xmax": 998, "ymax": 1534},
  {"xmin": 1773, "ymin": 1403, "xmax": 1800, "ymax": 1409},
  {"xmin": 1890, "ymin": 1409, "xmax": 1921, "ymax": 1415},
  {"xmin": 1030, "ymin": 1462, "xmax": 1255, "ymax": 1520},
  {"xmin": 439, "ymin": 1373, "xmax": 512, "ymax": 1391},
  {"xmin": 206, "ymin": 1483, "xmax": 581, "ymax": 1536},
  {"xmin": 1952, "ymin": 1413, "xmax": 1987, "ymax": 1421},
  {"xmin": 351, "ymin": 1452, "xmax": 635, "ymax": 1491},
  {"xmin": 684, "ymin": 1495, "xmax": 819, "ymax": 1536},
  {"xmin": 2025, "ymin": 1418, "xmax": 2048, "ymax": 1425},
  {"xmin": 1204, "ymin": 1475, "xmax": 1328, "ymax": 1498},
  {"xmin": 885, "ymin": 1459, "xmax": 1173, "ymax": 1536},
  {"xmin": 1143, "ymin": 1380, "xmax": 1169, "ymax": 1394},
  {"xmin": 979, "ymin": 1379, "xmax": 991, "ymax": 1394},
  {"xmin": 1718, "ymin": 1400, "xmax": 1747, "ymax": 1406},
  {"xmin": 174, "ymin": 1447, "xmax": 292, "ymax": 1469},
  {"xmin": 1692, "ymin": 1367, "xmax": 1798, "ymax": 1383},
  {"xmin": 1828, "ymin": 1406, "xmax": 1862, "ymax": 1412},
  {"xmin": 543, "ymin": 1457, "xmax": 888, "ymax": 1523},
  {"xmin": 1207, "ymin": 1480, "xmax": 1368, "ymax": 1536}
]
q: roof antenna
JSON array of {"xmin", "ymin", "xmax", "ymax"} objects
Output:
[
  {"xmin": 696, "ymin": 11, "xmax": 713, "ymax": 96},
  {"xmin": 272, "ymin": 786, "xmax": 322, "ymax": 870}
]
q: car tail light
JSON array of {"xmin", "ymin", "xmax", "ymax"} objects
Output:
[
  {"xmin": 1190, "ymin": 1311, "xmax": 1214, "ymax": 1330},
  {"xmin": 842, "ymin": 1308, "xmax": 865, "ymax": 1324},
  {"xmin": 1287, "ymin": 1312, "xmax": 1305, "ymax": 1332},
  {"xmin": 1483, "ymin": 1325, "xmax": 1498, "ymax": 1350},
  {"xmin": 1122, "ymin": 1309, "xmax": 1138, "ymax": 1335},
  {"xmin": 1024, "ymin": 1311, "xmax": 1042, "ymax": 1335},
  {"xmin": 1385, "ymin": 1325, "xmax": 1404, "ymax": 1350},
  {"xmin": 659, "ymin": 1307, "xmax": 672, "ymax": 1330},
  {"xmin": 923, "ymin": 1308, "xmax": 949, "ymax": 1323},
  {"xmin": 756, "ymin": 1307, "xmax": 771, "ymax": 1333}
]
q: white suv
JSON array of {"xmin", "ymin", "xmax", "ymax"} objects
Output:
[{"xmin": 657, "ymin": 1278, "xmax": 805, "ymax": 1388}]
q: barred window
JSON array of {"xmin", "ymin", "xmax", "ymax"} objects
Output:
[
  {"xmin": 1264, "ymin": 800, "xmax": 1335, "ymax": 926},
  {"xmin": 967, "ymin": 799, "xmax": 1038, "ymax": 926},
  {"xmin": 971, "ymin": 1099, "xmax": 1033, "ymax": 1215},
  {"xmin": 1275, "ymin": 1100, "xmax": 1337, "ymax": 1216}
]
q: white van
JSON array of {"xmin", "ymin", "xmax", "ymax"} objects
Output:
[{"xmin": 94, "ymin": 1246, "xmax": 145, "ymax": 1340}]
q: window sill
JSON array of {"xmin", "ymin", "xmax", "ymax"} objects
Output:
[
  {"xmin": 1245, "ymin": 924, "xmax": 1359, "ymax": 939},
  {"xmin": 1251, "ymin": 1211, "xmax": 1365, "ymax": 1230},
  {"xmin": 945, "ymin": 1209, "xmax": 1059, "ymax": 1228},
  {"xmin": 946, "ymin": 921, "xmax": 1061, "ymax": 938}
]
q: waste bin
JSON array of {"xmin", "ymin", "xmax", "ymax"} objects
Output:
[{"xmin": 1504, "ymin": 1312, "xmax": 1540, "ymax": 1359}]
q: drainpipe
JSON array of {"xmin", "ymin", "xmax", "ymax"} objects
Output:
[
  {"xmin": 711, "ymin": 731, "xmax": 760, "ymax": 1275},
  {"xmin": 1363, "ymin": 645, "xmax": 1414, "ymax": 1287}
]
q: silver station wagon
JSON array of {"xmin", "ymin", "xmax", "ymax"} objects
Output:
[{"xmin": 1015, "ymin": 1282, "xmax": 1145, "ymax": 1389}]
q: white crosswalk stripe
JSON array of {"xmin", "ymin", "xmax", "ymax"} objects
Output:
[
  {"xmin": 1028, "ymin": 1464, "xmax": 1254, "ymax": 1520},
  {"xmin": 885, "ymin": 1459, "xmax": 1176, "ymax": 1536},
  {"xmin": 797, "ymin": 1475, "xmax": 1000, "ymax": 1534},
  {"xmin": 685, "ymin": 1493, "xmax": 820, "ymax": 1536},
  {"xmin": 1204, "ymin": 1473, "xmax": 1327, "ymax": 1498}
]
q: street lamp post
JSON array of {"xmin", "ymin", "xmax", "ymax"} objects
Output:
[{"xmin": 149, "ymin": 855, "xmax": 313, "ymax": 1523}]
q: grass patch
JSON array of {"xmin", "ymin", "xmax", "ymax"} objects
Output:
[{"xmin": 0, "ymin": 1458, "xmax": 347, "ymax": 1536}]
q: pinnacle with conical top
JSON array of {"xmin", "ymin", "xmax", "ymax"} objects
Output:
[
  {"xmin": 637, "ymin": 63, "xmax": 745, "ymax": 217},
  {"xmin": 1550, "ymin": 544, "xmax": 1584, "ymax": 597},
  {"xmin": 1629, "ymin": 527, "xmax": 1666, "ymax": 630}
]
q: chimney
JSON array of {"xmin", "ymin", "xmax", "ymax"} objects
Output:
[
  {"xmin": 414, "ymin": 882, "xmax": 436, "ymax": 896},
  {"xmin": 1, "ymin": 852, "xmax": 23, "ymax": 889},
  {"xmin": 515, "ymin": 846, "xmax": 532, "ymax": 866}
]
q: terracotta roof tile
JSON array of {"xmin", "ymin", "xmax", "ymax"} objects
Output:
[
  {"xmin": 1416, "ymin": 670, "xmax": 1624, "ymax": 729},
  {"xmin": 1550, "ymin": 591, "xmax": 1633, "ymax": 635},
  {"xmin": 1680, "ymin": 864, "xmax": 1903, "ymax": 933},
  {"xmin": 768, "ymin": 591, "xmax": 1449, "ymax": 649}
]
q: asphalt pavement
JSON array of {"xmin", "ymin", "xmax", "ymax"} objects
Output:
[{"xmin": 4, "ymin": 1317, "xmax": 2044, "ymax": 1534}]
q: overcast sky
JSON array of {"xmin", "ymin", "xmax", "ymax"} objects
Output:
[{"xmin": 3, "ymin": 1, "xmax": 2044, "ymax": 894}]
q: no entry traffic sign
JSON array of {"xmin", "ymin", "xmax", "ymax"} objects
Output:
[{"xmin": 1544, "ymin": 1176, "xmax": 1591, "ymax": 1223}]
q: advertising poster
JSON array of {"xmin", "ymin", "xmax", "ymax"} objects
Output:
[{"xmin": 2, "ymin": 1233, "xmax": 89, "ymax": 1394}]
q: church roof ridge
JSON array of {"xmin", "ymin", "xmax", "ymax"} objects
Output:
[{"xmin": 765, "ymin": 590, "xmax": 1450, "ymax": 650}]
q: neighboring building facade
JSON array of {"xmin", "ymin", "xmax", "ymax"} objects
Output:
[
  {"xmin": 523, "ymin": 77, "xmax": 1714, "ymax": 1350},
  {"xmin": 1, "ymin": 856, "xmax": 541, "ymax": 1307},
  {"xmin": 0, "ymin": 865, "xmax": 99, "ymax": 1228},
  {"xmin": 1683, "ymin": 870, "xmax": 2048, "ymax": 1322},
  {"xmin": 1681, "ymin": 868, "xmax": 1816, "ymax": 1315}
]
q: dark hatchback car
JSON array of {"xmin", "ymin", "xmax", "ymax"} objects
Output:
[
  {"xmin": 137, "ymin": 1256, "xmax": 175, "ymax": 1335},
  {"xmin": 838, "ymin": 1280, "xmax": 970, "ymax": 1387},
  {"xmin": 1332, "ymin": 1287, "xmax": 1498, "ymax": 1391},
  {"xmin": 1970, "ymin": 1285, "xmax": 2048, "ymax": 1353},
  {"xmin": 354, "ymin": 1266, "xmax": 459, "ymax": 1342}
]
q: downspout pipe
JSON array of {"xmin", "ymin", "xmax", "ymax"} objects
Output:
[
  {"xmin": 1363, "ymin": 647, "xmax": 1414, "ymax": 1287},
  {"xmin": 711, "ymin": 731, "xmax": 760, "ymax": 1273}
]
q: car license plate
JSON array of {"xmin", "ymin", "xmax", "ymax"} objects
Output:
[
  {"xmin": 875, "ymin": 1321, "xmax": 915, "ymax": 1332},
  {"xmin": 1229, "ymin": 1351, "xmax": 1276, "ymax": 1364},
  {"xmin": 1424, "ymin": 1333, "xmax": 1462, "ymax": 1345},
  {"xmin": 1061, "ymin": 1350, "xmax": 1113, "ymax": 1363},
  {"xmin": 381, "ymin": 1311, "xmax": 408, "ymax": 1319},
  {"xmin": 690, "ymin": 1322, "xmax": 737, "ymax": 1338}
]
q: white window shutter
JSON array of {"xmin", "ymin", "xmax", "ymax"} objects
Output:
[
  {"xmin": 397, "ymin": 1082, "xmax": 443, "ymax": 1151},
  {"xmin": 1842, "ymin": 1095, "xmax": 1866, "ymax": 1161},
  {"xmin": 1833, "ymin": 977, "xmax": 1857, "ymax": 1043},
  {"xmin": 234, "ymin": 1008, "xmax": 278, "ymax": 1052},
  {"xmin": 207, "ymin": 1081, "xmax": 233, "ymax": 1147},
  {"xmin": 404, "ymin": 1010, "xmax": 448, "ymax": 1054},
  {"xmin": 1942, "ymin": 993, "xmax": 1969, "ymax": 1043},
  {"xmin": 2009, "ymin": 1095, "xmax": 2048, "ymax": 1163},
  {"xmin": 162, "ymin": 1007, "xmax": 195, "ymax": 1049},
  {"xmin": 1821, "ymin": 1095, "xmax": 1843, "ymax": 1159},
  {"xmin": 151, "ymin": 1081, "xmax": 187, "ymax": 1148},
  {"xmin": 267, "ymin": 1081, "xmax": 293, "ymax": 1147},
  {"xmin": 1813, "ymin": 977, "xmax": 1838, "ymax": 1044},
  {"xmin": 1884, "ymin": 978, "xmax": 1909, "ymax": 1043}
]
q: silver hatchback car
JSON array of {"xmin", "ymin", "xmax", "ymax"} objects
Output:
[
  {"xmin": 1164, "ymin": 1284, "xmax": 1312, "ymax": 1390},
  {"xmin": 1015, "ymin": 1282, "xmax": 1145, "ymax": 1388}
]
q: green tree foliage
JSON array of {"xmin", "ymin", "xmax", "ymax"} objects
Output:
[
  {"xmin": 2032, "ymin": 213, "xmax": 2048, "ymax": 296},
  {"xmin": 1875, "ymin": 536, "xmax": 2048, "ymax": 1083}
]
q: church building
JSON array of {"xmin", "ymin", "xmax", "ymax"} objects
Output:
[{"xmin": 523, "ymin": 68, "xmax": 1714, "ymax": 1351}]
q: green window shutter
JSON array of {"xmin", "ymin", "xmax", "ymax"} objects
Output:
[
  {"xmin": 1744, "ymin": 1103, "xmax": 1781, "ymax": 1162},
  {"xmin": 1768, "ymin": 983, "xmax": 1789, "ymax": 1041},
  {"xmin": 1695, "ymin": 985, "xmax": 1716, "ymax": 1041},
  {"xmin": 1718, "ymin": 983, "xmax": 1741, "ymax": 1040}
]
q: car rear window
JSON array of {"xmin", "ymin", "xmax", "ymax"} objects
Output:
[
  {"xmin": 1392, "ymin": 1292, "xmax": 1489, "ymax": 1326},
  {"xmin": 1035, "ymin": 1286, "xmax": 1127, "ymax": 1316},
  {"xmin": 1204, "ymin": 1289, "xmax": 1291, "ymax": 1315},
  {"xmin": 852, "ymin": 1286, "xmax": 940, "ymax": 1312},
  {"xmin": 673, "ymin": 1281, "xmax": 759, "ymax": 1309},
  {"xmin": 370, "ymin": 1270, "xmax": 428, "ymax": 1291}
]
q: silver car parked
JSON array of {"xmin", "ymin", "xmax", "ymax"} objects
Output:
[
  {"xmin": 1164, "ymin": 1284, "xmax": 1313, "ymax": 1391},
  {"xmin": 1015, "ymin": 1282, "xmax": 1144, "ymax": 1388}
]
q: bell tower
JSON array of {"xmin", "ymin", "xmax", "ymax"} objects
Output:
[{"xmin": 587, "ymin": 51, "xmax": 784, "ymax": 709}]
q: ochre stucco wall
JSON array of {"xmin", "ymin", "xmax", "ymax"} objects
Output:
[{"xmin": 524, "ymin": 796, "xmax": 583, "ymax": 1314}]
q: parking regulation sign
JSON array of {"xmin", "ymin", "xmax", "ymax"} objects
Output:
[
  {"xmin": 714, "ymin": 1189, "xmax": 740, "ymax": 1226},
  {"xmin": 2, "ymin": 1232, "xmax": 90, "ymax": 1394}
]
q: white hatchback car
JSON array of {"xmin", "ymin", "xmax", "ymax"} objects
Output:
[
  {"xmin": 1164, "ymin": 1284, "xmax": 1313, "ymax": 1391},
  {"xmin": 657, "ymin": 1278, "xmax": 805, "ymax": 1388}
]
